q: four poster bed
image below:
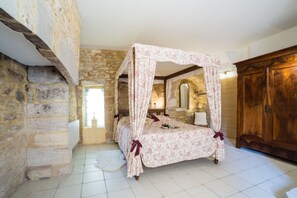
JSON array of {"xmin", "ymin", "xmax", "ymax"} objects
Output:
[{"xmin": 113, "ymin": 43, "xmax": 225, "ymax": 179}]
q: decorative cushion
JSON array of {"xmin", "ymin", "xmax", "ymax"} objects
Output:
[
  {"xmin": 194, "ymin": 112, "xmax": 207, "ymax": 126},
  {"xmin": 147, "ymin": 114, "xmax": 160, "ymax": 122}
]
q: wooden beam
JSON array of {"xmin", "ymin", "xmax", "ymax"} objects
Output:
[
  {"xmin": 165, "ymin": 65, "xmax": 201, "ymax": 80},
  {"xmin": 119, "ymin": 74, "xmax": 166, "ymax": 80}
]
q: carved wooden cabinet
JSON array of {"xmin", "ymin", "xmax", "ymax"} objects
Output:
[{"xmin": 235, "ymin": 46, "xmax": 297, "ymax": 162}]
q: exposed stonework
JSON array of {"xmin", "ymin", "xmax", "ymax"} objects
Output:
[
  {"xmin": 118, "ymin": 81, "xmax": 165, "ymax": 110},
  {"xmin": 0, "ymin": 0, "xmax": 81, "ymax": 84},
  {"xmin": 0, "ymin": 53, "xmax": 28, "ymax": 198},
  {"xmin": 78, "ymin": 49, "xmax": 127, "ymax": 142},
  {"xmin": 168, "ymin": 74, "xmax": 209, "ymax": 124},
  {"xmin": 26, "ymin": 66, "xmax": 72, "ymax": 180},
  {"xmin": 68, "ymin": 85, "xmax": 78, "ymax": 122}
]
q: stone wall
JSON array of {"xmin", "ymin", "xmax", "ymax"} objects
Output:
[
  {"xmin": 69, "ymin": 85, "xmax": 77, "ymax": 122},
  {"xmin": 0, "ymin": 0, "xmax": 81, "ymax": 84},
  {"xmin": 78, "ymin": 49, "xmax": 127, "ymax": 142},
  {"xmin": 0, "ymin": 53, "xmax": 28, "ymax": 198},
  {"xmin": 168, "ymin": 74, "xmax": 208, "ymax": 124},
  {"xmin": 118, "ymin": 81, "xmax": 165, "ymax": 110},
  {"xmin": 26, "ymin": 66, "xmax": 72, "ymax": 179}
]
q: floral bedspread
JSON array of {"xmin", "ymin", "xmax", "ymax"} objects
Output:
[{"xmin": 117, "ymin": 116, "xmax": 224, "ymax": 168}]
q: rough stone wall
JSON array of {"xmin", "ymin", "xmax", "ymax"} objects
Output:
[
  {"xmin": 78, "ymin": 49, "xmax": 127, "ymax": 142},
  {"xmin": 0, "ymin": 0, "xmax": 81, "ymax": 84},
  {"xmin": 168, "ymin": 74, "xmax": 208, "ymax": 124},
  {"xmin": 69, "ymin": 85, "xmax": 77, "ymax": 122},
  {"xmin": 150, "ymin": 83, "xmax": 165, "ymax": 109},
  {"xmin": 118, "ymin": 82, "xmax": 165, "ymax": 110},
  {"xmin": 0, "ymin": 54, "xmax": 28, "ymax": 198},
  {"xmin": 26, "ymin": 66, "xmax": 72, "ymax": 178}
]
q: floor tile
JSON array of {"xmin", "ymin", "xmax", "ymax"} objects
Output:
[
  {"xmin": 227, "ymin": 192, "xmax": 249, "ymax": 198},
  {"xmin": 85, "ymin": 158, "xmax": 97, "ymax": 165},
  {"xmin": 54, "ymin": 184, "xmax": 82, "ymax": 198},
  {"xmin": 82, "ymin": 181, "xmax": 106, "ymax": 197},
  {"xmin": 220, "ymin": 175, "xmax": 253, "ymax": 191},
  {"xmin": 59, "ymin": 174, "xmax": 83, "ymax": 187},
  {"xmin": 72, "ymin": 165, "xmax": 85, "ymax": 174},
  {"xmin": 153, "ymin": 179, "xmax": 183, "ymax": 196},
  {"xmin": 242, "ymin": 186, "xmax": 276, "ymax": 198},
  {"xmin": 108, "ymin": 188, "xmax": 135, "ymax": 198},
  {"xmin": 132, "ymin": 183, "xmax": 162, "ymax": 198},
  {"xmin": 83, "ymin": 171, "xmax": 104, "ymax": 183},
  {"xmin": 164, "ymin": 191, "xmax": 191, "ymax": 198},
  {"xmin": 104, "ymin": 170, "xmax": 124, "ymax": 180},
  {"xmin": 74, "ymin": 159, "xmax": 85, "ymax": 166},
  {"xmin": 27, "ymin": 189, "xmax": 56, "ymax": 198},
  {"xmin": 84, "ymin": 194, "xmax": 108, "ymax": 198},
  {"xmin": 205, "ymin": 180, "xmax": 238, "ymax": 197},
  {"xmin": 257, "ymin": 180, "xmax": 288, "ymax": 197},
  {"xmin": 186, "ymin": 185, "xmax": 220, "ymax": 198},
  {"xmin": 203, "ymin": 167, "xmax": 231, "ymax": 178},
  {"xmin": 171, "ymin": 174, "xmax": 200, "ymax": 190},
  {"xmin": 189, "ymin": 170, "xmax": 217, "ymax": 184},
  {"xmin": 105, "ymin": 177, "xmax": 130, "ymax": 192},
  {"xmin": 84, "ymin": 164, "xmax": 101, "ymax": 173}
]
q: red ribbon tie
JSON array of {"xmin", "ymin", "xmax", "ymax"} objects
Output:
[
  {"xmin": 130, "ymin": 140, "xmax": 142, "ymax": 156},
  {"xmin": 213, "ymin": 132, "xmax": 224, "ymax": 141}
]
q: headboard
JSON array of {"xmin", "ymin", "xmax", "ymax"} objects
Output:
[{"xmin": 118, "ymin": 109, "xmax": 165, "ymax": 117}]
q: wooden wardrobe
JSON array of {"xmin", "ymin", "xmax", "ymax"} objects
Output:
[{"xmin": 235, "ymin": 46, "xmax": 297, "ymax": 162}]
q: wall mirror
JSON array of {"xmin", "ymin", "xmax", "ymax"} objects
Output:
[{"xmin": 179, "ymin": 82, "xmax": 189, "ymax": 109}]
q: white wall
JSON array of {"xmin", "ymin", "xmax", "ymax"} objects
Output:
[{"xmin": 227, "ymin": 25, "xmax": 297, "ymax": 63}]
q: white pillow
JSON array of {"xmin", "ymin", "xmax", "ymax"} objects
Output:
[{"xmin": 194, "ymin": 112, "xmax": 207, "ymax": 126}]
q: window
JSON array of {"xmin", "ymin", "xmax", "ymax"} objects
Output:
[{"xmin": 84, "ymin": 86, "xmax": 105, "ymax": 127}]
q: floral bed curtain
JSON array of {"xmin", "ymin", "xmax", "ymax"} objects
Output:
[
  {"xmin": 113, "ymin": 49, "xmax": 133, "ymax": 141},
  {"xmin": 127, "ymin": 56, "xmax": 157, "ymax": 177}
]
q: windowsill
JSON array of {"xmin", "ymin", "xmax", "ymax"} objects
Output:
[
  {"xmin": 176, "ymin": 108, "xmax": 187, "ymax": 112},
  {"xmin": 84, "ymin": 126, "xmax": 105, "ymax": 129}
]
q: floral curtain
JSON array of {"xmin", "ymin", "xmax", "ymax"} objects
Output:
[
  {"xmin": 203, "ymin": 66, "xmax": 221, "ymax": 132},
  {"xmin": 113, "ymin": 50, "xmax": 133, "ymax": 141},
  {"xmin": 127, "ymin": 56, "xmax": 157, "ymax": 177}
]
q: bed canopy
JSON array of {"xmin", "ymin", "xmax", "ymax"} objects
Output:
[{"xmin": 114, "ymin": 43, "xmax": 222, "ymax": 177}]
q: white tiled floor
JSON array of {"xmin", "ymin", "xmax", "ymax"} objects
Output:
[{"xmin": 11, "ymin": 141, "xmax": 297, "ymax": 198}]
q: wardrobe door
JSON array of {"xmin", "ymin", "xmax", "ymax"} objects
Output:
[
  {"xmin": 238, "ymin": 69, "xmax": 267, "ymax": 143},
  {"xmin": 268, "ymin": 64, "xmax": 297, "ymax": 152}
]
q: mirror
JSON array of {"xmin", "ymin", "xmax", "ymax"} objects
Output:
[{"xmin": 179, "ymin": 83, "xmax": 189, "ymax": 109}]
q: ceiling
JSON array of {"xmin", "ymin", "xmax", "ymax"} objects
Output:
[
  {"xmin": 77, "ymin": 0, "xmax": 297, "ymax": 53},
  {"xmin": 0, "ymin": 21, "xmax": 51, "ymax": 66}
]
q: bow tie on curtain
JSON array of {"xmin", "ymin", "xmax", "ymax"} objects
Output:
[
  {"xmin": 213, "ymin": 132, "xmax": 224, "ymax": 141},
  {"xmin": 114, "ymin": 114, "xmax": 119, "ymax": 118},
  {"xmin": 130, "ymin": 140, "xmax": 142, "ymax": 156}
]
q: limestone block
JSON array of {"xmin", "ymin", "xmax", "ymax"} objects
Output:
[
  {"xmin": 27, "ymin": 103, "xmax": 68, "ymax": 117},
  {"xmin": 27, "ymin": 148, "xmax": 71, "ymax": 167},
  {"xmin": 33, "ymin": 133, "xmax": 68, "ymax": 147},
  {"xmin": 28, "ymin": 66, "xmax": 66, "ymax": 83},
  {"xmin": 15, "ymin": 90, "xmax": 25, "ymax": 102},
  {"xmin": 7, "ymin": 68, "xmax": 24, "ymax": 82},
  {"xmin": 27, "ymin": 165, "xmax": 52, "ymax": 180},
  {"xmin": 26, "ymin": 117, "xmax": 68, "ymax": 133},
  {"xmin": 52, "ymin": 162, "xmax": 73, "ymax": 176},
  {"xmin": 36, "ymin": 85, "xmax": 69, "ymax": 102}
]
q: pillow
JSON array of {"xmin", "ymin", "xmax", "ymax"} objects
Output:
[
  {"xmin": 145, "ymin": 117, "xmax": 154, "ymax": 125},
  {"xmin": 147, "ymin": 114, "xmax": 160, "ymax": 122},
  {"xmin": 194, "ymin": 112, "xmax": 207, "ymax": 126},
  {"xmin": 118, "ymin": 116, "xmax": 130, "ymax": 125}
]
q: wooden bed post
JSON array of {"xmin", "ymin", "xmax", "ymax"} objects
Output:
[
  {"xmin": 135, "ymin": 176, "xmax": 140, "ymax": 180},
  {"xmin": 164, "ymin": 79, "xmax": 167, "ymax": 114}
]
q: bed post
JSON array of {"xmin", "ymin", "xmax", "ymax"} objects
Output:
[
  {"xmin": 135, "ymin": 176, "xmax": 140, "ymax": 180},
  {"xmin": 214, "ymin": 158, "xmax": 218, "ymax": 164}
]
